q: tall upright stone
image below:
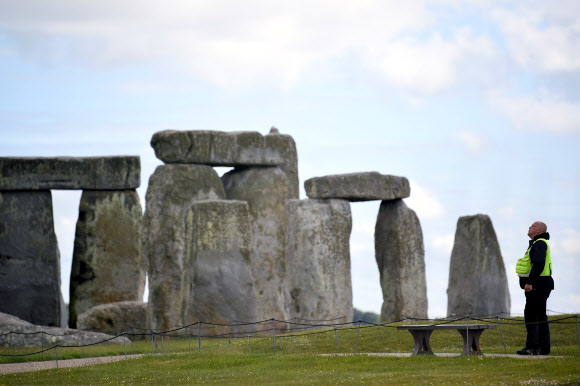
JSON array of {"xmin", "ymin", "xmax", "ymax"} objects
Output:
[
  {"xmin": 143, "ymin": 164, "xmax": 225, "ymax": 331},
  {"xmin": 447, "ymin": 214, "xmax": 511, "ymax": 317},
  {"xmin": 375, "ymin": 199, "xmax": 427, "ymax": 322},
  {"xmin": 182, "ymin": 200, "xmax": 257, "ymax": 334},
  {"xmin": 0, "ymin": 191, "xmax": 66, "ymax": 327},
  {"xmin": 286, "ymin": 199, "xmax": 353, "ymax": 323},
  {"xmin": 221, "ymin": 167, "xmax": 291, "ymax": 322},
  {"xmin": 69, "ymin": 190, "xmax": 145, "ymax": 328}
]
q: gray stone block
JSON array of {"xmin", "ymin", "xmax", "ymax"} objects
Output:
[
  {"xmin": 447, "ymin": 214, "xmax": 511, "ymax": 317},
  {"xmin": 304, "ymin": 172, "xmax": 410, "ymax": 201},
  {"xmin": 143, "ymin": 164, "xmax": 225, "ymax": 332},
  {"xmin": 0, "ymin": 191, "xmax": 66, "ymax": 327},
  {"xmin": 286, "ymin": 199, "xmax": 353, "ymax": 324},
  {"xmin": 182, "ymin": 200, "xmax": 257, "ymax": 335},
  {"xmin": 0, "ymin": 156, "xmax": 140, "ymax": 190},
  {"xmin": 0, "ymin": 311, "xmax": 126, "ymax": 347},
  {"xmin": 69, "ymin": 190, "xmax": 145, "ymax": 328},
  {"xmin": 151, "ymin": 129, "xmax": 299, "ymax": 198},
  {"xmin": 77, "ymin": 301, "xmax": 148, "ymax": 338},
  {"xmin": 375, "ymin": 199, "xmax": 428, "ymax": 322},
  {"xmin": 222, "ymin": 167, "xmax": 291, "ymax": 322}
]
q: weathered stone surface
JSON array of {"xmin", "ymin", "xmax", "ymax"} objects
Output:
[
  {"xmin": 375, "ymin": 199, "xmax": 428, "ymax": 322},
  {"xmin": 0, "ymin": 311, "xmax": 126, "ymax": 347},
  {"xmin": 77, "ymin": 301, "xmax": 148, "ymax": 338},
  {"xmin": 182, "ymin": 201, "xmax": 257, "ymax": 335},
  {"xmin": 151, "ymin": 130, "xmax": 299, "ymax": 198},
  {"xmin": 221, "ymin": 167, "xmax": 291, "ymax": 322},
  {"xmin": 286, "ymin": 199, "xmax": 353, "ymax": 324},
  {"xmin": 143, "ymin": 164, "xmax": 225, "ymax": 332},
  {"xmin": 69, "ymin": 190, "xmax": 145, "ymax": 328},
  {"xmin": 305, "ymin": 172, "xmax": 410, "ymax": 201},
  {"xmin": 0, "ymin": 156, "xmax": 140, "ymax": 190},
  {"xmin": 447, "ymin": 214, "xmax": 511, "ymax": 317},
  {"xmin": 0, "ymin": 191, "xmax": 66, "ymax": 327}
]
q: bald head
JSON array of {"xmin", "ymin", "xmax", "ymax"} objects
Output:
[{"xmin": 528, "ymin": 221, "xmax": 547, "ymax": 239}]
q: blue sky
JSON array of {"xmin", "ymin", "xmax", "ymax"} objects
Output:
[{"xmin": 1, "ymin": 0, "xmax": 579, "ymax": 319}]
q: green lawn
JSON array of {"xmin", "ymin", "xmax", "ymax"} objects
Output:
[{"xmin": 1, "ymin": 315, "xmax": 579, "ymax": 385}]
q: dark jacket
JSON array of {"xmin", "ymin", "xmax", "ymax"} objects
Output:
[{"xmin": 519, "ymin": 232, "xmax": 555, "ymax": 290}]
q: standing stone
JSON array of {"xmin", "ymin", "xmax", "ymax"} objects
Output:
[
  {"xmin": 265, "ymin": 128, "xmax": 299, "ymax": 199},
  {"xmin": 447, "ymin": 214, "xmax": 511, "ymax": 317},
  {"xmin": 143, "ymin": 164, "xmax": 225, "ymax": 332},
  {"xmin": 182, "ymin": 200, "xmax": 257, "ymax": 334},
  {"xmin": 0, "ymin": 191, "xmax": 66, "ymax": 327},
  {"xmin": 221, "ymin": 167, "xmax": 291, "ymax": 322},
  {"xmin": 286, "ymin": 199, "xmax": 353, "ymax": 324},
  {"xmin": 375, "ymin": 199, "xmax": 428, "ymax": 322},
  {"xmin": 69, "ymin": 190, "xmax": 145, "ymax": 328}
]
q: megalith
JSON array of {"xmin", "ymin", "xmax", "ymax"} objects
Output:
[
  {"xmin": 221, "ymin": 167, "xmax": 291, "ymax": 322},
  {"xmin": 182, "ymin": 200, "xmax": 257, "ymax": 334},
  {"xmin": 447, "ymin": 214, "xmax": 511, "ymax": 317},
  {"xmin": 143, "ymin": 164, "xmax": 226, "ymax": 332},
  {"xmin": 150, "ymin": 129, "xmax": 299, "ymax": 198},
  {"xmin": 286, "ymin": 199, "xmax": 353, "ymax": 323},
  {"xmin": 375, "ymin": 199, "xmax": 427, "ymax": 322},
  {"xmin": 69, "ymin": 190, "xmax": 145, "ymax": 328},
  {"xmin": 77, "ymin": 301, "xmax": 148, "ymax": 338},
  {"xmin": 305, "ymin": 172, "xmax": 410, "ymax": 201},
  {"xmin": 0, "ymin": 191, "xmax": 66, "ymax": 327},
  {"xmin": 0, "ymin": 156, "xmax": 140, "ymax": 190}
]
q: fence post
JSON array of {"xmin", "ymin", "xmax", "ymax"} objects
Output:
[
  {"xmin": 334, "ymin": 328, "xmax": 338, "ymax": 354},
  {"xmin": 198, "ymin": 321, "xmax": 202, "ymax": 353},
  {"xmin": 124, "ymin": 333, "xmax": 127, "ymax": 360},
  {"xmin": 82, "ymin": 330, "xmax": 85, "ymax": 356},
  {"xmin": 355, "ymin": 321, "xmax": 361, "ymax": 353},
  {"xmin": 496, "ymin": 316, "xmax": 507, "ymax": 353},
  {"xmin": 161, "ymin": 333, "xmax": 164, "ymax": 353},
  {"xmin": 249, "ymin": 335, "xmax": 252, "ymax": 353},
  {"xmin": 575, "ymin": 315, "xmax": 580, "ymax": 351},
  {"xmin": 466, "ymin": 316, "xmax": 470, "ymax": 354},
  {"xmin": 234, "ymin": 320, "xmax": 237, "ymax": 342},
  {"xmin": 41, "ymin": 332, "xmax": 44, "ymax": 359},
  {"xmin": 131, "ymin": 327, "xmax": 134, "ymax": 352},
  {"xmin": 55, "ymin": 346, "xmax": 58, "ymax": 369},
  {"xmin": 9, "ymin": 332, "xmax": 12, "ymax": 355},
  {"xmin": 272, "ymin": 319, "xmax": 276, "ymax": 354},
  {"xmin": 290, "ymin": 334, "xmax": 293, "ymax": 354},
  {"xmin": 151, "ymin": 331, "xmax": 154, "ymax": 354},
  {"xmin": 168, "ymin": 333, "xmax": 171, "ymax": 353}
]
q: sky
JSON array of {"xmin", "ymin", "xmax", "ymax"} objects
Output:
[{"xmin": 1, "ymin": 0, "xmax": 579, "ymax": 319}]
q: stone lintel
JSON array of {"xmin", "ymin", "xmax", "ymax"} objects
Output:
[
  {"xmin": 0, "ymin": 156, "xmax": 140, "ymax": 190},
  {"xmin": 304, "ymin": 172, "xmax": 410, "ymax": 201},
  {"xmin": 151, "ymin": 130, "xmax": 292, "ymax": 166}
]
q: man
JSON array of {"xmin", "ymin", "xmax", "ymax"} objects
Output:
[{"xmin": 515, "ymin": 221, "xmax": 554, "ymax": 356}]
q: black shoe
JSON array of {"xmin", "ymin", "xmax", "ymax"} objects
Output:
[
  {"xmin": 516, "ymin": 347, "xmax": 539, "ymax": 355},
  {"xmin": 539, "ymin": 350, "xmax": 550, "ymax": 356}
]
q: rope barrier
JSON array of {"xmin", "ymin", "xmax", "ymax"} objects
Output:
[{"xmin": 2, "ymin": 313, "xmax": 579, "ymax": 358}]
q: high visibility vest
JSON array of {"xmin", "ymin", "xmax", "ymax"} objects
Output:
[{"xmin": 515, "ymin": 238, "xmax": 552, "ymax": 277}]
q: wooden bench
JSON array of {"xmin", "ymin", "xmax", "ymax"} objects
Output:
[{"xmin": 397, "ymin": 324, "xmax": 497, "ymax": 356}]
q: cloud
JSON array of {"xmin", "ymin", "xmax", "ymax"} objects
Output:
[
  {"xmin": 0, "ymin": 0, "xmax": 497, "ymax": 95},
  {"xmin": 405, "ymin": 180, "xmax": 444, "ymax": 220},
  {"xmin": 489, "ymin": 89, "xmax": 580, "ymax": 134},
  {"xmin": 454, "ymin": 130, "xmax": 491, "ymax": 154},
  {"xmin": 432, "ymin": 234, "xmax": 455, "ymax": 255},
  {"xmin": 560, "ymin": 229, "xmax": 580, "ymax": 255},
  {"xmin": 497, "ymin": 205, "xmax": 515, "ymax": 219},
  {"xmin": 492, "ymin": 4, "xmax": 580, "ymax": 73}
]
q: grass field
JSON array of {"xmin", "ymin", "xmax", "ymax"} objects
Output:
[{"xmin": 1, "ymin": 315, "xmax": 579, "ymax": 384}]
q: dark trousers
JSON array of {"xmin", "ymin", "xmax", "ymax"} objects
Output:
[{"xmin": 524, "ymin": 288, "xmax": 551, "ymax": 353}]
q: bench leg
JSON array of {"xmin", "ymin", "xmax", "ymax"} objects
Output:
[
  {"xmin": 458, "ymin": 329, "xmax": 484, "ymax": 355},
  {"xmin": 408, "ymin": 330, "xmax": 434, "ymax": 355}
]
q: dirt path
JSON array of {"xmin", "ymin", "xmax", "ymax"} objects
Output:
[{"xmin": 0, "ymin": 354, "xmax": 143, "ymax": 374}]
